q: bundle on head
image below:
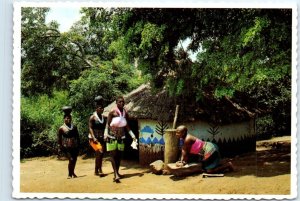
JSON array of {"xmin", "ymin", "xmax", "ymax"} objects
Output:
[{"xmin": 62, "ymin": 106, "xmax": 72, "ymax": 115}]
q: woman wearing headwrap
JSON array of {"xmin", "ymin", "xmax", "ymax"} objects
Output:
[{"xmin": 57, "ymin": 106, "xmax": 80, "ymax": 179}]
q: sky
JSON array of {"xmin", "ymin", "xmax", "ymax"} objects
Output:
[{"xmin": 45, "ymin": 7, "xmax": 82, "ymax": 32}]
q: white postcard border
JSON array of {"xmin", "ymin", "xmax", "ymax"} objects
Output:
[{"xmin": 13, "ymin": 1, "xmax": 298, "ymax": 199}]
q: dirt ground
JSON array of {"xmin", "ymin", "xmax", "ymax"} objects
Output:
[{"xmin": 20, "ymin": 136, "xmax": 291, "ymax": 195}]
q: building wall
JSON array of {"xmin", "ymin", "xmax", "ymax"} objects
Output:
[
  {"xmin": 138, "ymin": 119, "xmax": 256, "ymax": 165},
  {"xmin": 186, "ymin": 121, "xmax": 252, "ymax": 141}
]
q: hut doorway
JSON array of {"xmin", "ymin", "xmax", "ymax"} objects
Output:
[{"xmin": 123, "ymin": 119, "xmax": 139, "ymax": 161}]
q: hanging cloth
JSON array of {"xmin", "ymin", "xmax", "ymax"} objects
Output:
[{"xmin": 110, "ymin": 107, "xmax": 127, "ymax": 127}]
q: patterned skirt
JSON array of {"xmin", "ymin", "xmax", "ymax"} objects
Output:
[{"xmin": 201, "ymin": 142, "xmax": 220, "ymax": 170}]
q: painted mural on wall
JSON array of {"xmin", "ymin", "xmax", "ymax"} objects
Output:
[
  {"xmin": 207, "ymin": 123, "xmax": 222, "ymax": 141},
  {"xmin": 138, "ymin": 120, "xmax": 169, "ymax": 165},
  {"xmin": 138, "ymin": 119, "xmax": 256, "ymax": 165},
  {"xmin": 139, "ymin": 124, "xmax": 166, "ymax": 145},
  {"xmin": 186, "ymin": 120, "xmax": 256, "ymax": 156},
  {"xmin": 155, "ymin": 120, "xmax": 169, "ymax": 137}
]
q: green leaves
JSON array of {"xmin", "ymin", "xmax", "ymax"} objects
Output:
[
  {"xmin": 242, "ymin": 17, "xmax": 270, "ymax": 47},
  {"xmin": 21, "ymin": 91, "xmax": 69, "ymax": 157},
  {"xmin": 140, "ymin": 23, "xmax": 165, "ymax": 49},
  {"xmin": 214, "ymin": 87, "xmax": 235, "ymax": 99},
  {"xmin": 21, "ymin": 7, "xmax": 78, "ymax": 96}
]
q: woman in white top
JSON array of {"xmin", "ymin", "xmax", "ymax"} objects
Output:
[{"xmin": 105, "ymin": 96, "xmax": 137, "ymax": 183}]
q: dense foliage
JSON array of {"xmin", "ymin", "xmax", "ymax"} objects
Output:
[
  {"xmin": 98, "ymin": 8, "xmax": 291, "ymax": 138},
  {"xmin": 20, "ymin": 7, "xmax": 292, "ymax": 158},
  {"xmin": 21, "ymin": 91, "xmax": 68, "ymax": 157}
]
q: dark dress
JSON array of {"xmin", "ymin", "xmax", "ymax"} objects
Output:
[
  {"xmin": 58, "ymin": 124, "xmax": 80, "ymax": 177},
  {"xmin": 91, "ymin": 116, "xmax": 106, "ymax": 147},
  {"xmin": 61, "ymin": 125, "xmax": 79, "ymax": 158},
  {"xmin": 90, "ymin": 114, "xmax": 106, "ymax": 174}
]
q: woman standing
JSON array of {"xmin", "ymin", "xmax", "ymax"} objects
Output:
[
  {"xmin": 88, "ymin": 96, "xmax": 106, "ymax": 177},
  {"xmin": 58, "ymin": 106, "xmax": 80, "ymax": 179},
  {"xmin": 105, "ymin": 96, "xmax": 137, "ymax": 183}
]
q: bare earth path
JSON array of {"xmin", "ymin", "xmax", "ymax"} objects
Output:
[{"xmin": 20, "ymin": 137, "xmax": 291, "ymax": 195}]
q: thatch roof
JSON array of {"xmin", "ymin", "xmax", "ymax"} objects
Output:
[{"xmin": 103, "ymin": 84, "xmax": 256, "ymax": 124}]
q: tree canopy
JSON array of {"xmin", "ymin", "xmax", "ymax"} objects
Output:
[
  {"xmin": 92, "ymin": 8, "xmax": 292, "ymax": 135},
  {"xmin": 101, "ymin": 8, "xmax": 291, "ymax": 100}
]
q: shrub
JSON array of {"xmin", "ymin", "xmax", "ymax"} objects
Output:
[{"xmin": 21, "ymin": 91, "xmax": 69, "ymax": 158}]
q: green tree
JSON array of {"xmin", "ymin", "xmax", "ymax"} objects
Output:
[
  {"xmin": 21, "ymin": 7, "xmax": 60, "ymax": 96},
  {"xmin": 21, "ymin": 7, "xmax": 87, "ymax": 96},
  {"xmin": 99, "ymin": 8, "xmax": 291, "ymax": 135},
  {"xmin": 68, "ymin": 8, "xmax": 146, "ymax": 114}
]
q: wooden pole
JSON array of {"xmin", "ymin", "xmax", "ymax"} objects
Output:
[{"xmin": 172, "ymin": 105, "xmax": 179, "ymax": 129}]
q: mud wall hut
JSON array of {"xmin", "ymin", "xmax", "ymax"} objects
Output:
[{"xmin": 103, "ymin": 84, "xmax": 256, "ymax": 166}]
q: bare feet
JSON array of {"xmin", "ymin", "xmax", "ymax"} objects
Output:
[
  {"xmin": 227, "ymin": 162, "xmax": 235, "ymax": 172},
  {"xmin": 113, "ymin": 177, "xmax": 121, "ymax": 183},
  {"xmin": 99, "ymin": 172, "xmax": 106, "ymax": 177}
]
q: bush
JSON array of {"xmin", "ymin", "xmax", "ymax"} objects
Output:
[
  {"xmin": 21, "ymin": 91, "xmax": 69, "ymax": 158},
  {"xmin": 256, "ymin": 115, "xmax": 275, "ymax": 140}
]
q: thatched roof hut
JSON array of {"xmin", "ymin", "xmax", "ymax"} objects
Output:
[
  {"xmin": 103, "ymin": 84, "xmax": 256, "ymax": 124},
  {"xmin": 104, "ymin": 84, "xmax": 258, "ymax": 165}
]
